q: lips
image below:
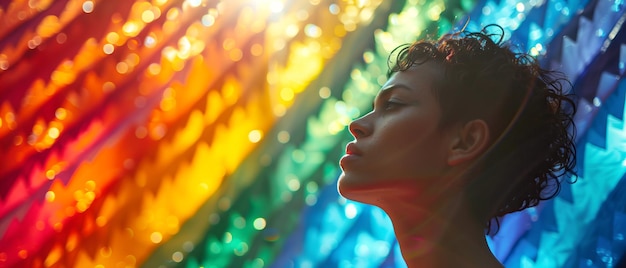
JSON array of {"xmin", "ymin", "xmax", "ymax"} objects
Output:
[
  {"xmin": 345, "ymin": 142, "xmax": 363, "ymax": 156},
  {"xmin": 340, "ymin": 142, "xmax": 363, "ymax": 169}
]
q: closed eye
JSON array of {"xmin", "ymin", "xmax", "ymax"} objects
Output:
[
  {"xmin": 383, "ymin": 100, "xmax": 402, "ymax": 110},
  {"xmin": 372, "ymin": 100, "xmax": 403, "ymax": 112}
]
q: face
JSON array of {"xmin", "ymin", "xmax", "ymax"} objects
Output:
[{"xmin": 338, "ymin": 63, "xmax": 453, "ymax": 204}]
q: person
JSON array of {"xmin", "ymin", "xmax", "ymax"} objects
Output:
[{"xmin": 337, "ymin": 24, "xmax": 577, "ymax": 267}]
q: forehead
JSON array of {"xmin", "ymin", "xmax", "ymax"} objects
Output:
[{"xmin": 381, "ymin": 62, "xmax": 442, "ymax": 95}]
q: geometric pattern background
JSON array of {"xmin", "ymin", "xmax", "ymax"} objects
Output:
[{"xmin": 0, "ymin": 0, "xmax": 624, "ymax": 267}]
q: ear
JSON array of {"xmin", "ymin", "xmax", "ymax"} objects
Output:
[{"xmin": 447, "ymin": 119, "xmax": 490, "ymax": 166}]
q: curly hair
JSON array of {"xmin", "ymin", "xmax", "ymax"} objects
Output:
[{"xmin": 388, "ymin": 25, "xmax": 577, "ymax": 232}]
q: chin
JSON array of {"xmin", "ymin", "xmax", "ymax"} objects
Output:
[
  {"xmin": 337, "ymin": 172, "xmax": 361, "ymax": 200},
  {"xmin": 336, "ymin": 172, "xmax": 380, "ymax": 204},
  {"xmin": 336, "ymin": 172, "xmax": 352, "ymax": 196},
  {"xmin": 338, "ymin": 172, "xmax": 430, "ymax": 206}
]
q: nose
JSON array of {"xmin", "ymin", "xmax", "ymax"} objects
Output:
[{"xmin": 348, "ymin": 113, "xmax": 372, "ymax": 139}]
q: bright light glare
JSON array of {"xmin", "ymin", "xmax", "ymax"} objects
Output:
[
  {"xmin": 187, "ymin": 0, "xmax": 202, "ymax": 7},
  {"xmin": 270, "ymin": 1, "xmax": 284, "ymax": 13}
]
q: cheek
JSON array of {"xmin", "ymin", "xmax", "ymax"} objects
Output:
[
  {"xmin": 381, "ymin": 117, "xmax": 438, "ymax": 154},
  {"xmin": 380, "ymin": 121, "xmax": 445, "ymax": 174}
]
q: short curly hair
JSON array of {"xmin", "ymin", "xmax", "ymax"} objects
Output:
[{"xmin": 388, "ymin": 24, "xmax": 577, "ymax": 232}]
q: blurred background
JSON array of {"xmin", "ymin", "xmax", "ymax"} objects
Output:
[{"xmin": 1, "ymin": 0, "xmax": 625, "ymax": 267}]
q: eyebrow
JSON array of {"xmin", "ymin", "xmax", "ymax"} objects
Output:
[
  {"xmin": 380, "ymin": 83, "xmax": 414, "ymax": 93},
  {"xmin": 374, "ymin": 84, "xmax": 415, "ymax": 104}
]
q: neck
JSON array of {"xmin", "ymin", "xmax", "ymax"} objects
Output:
[{"xmin": 376, "ymin": 192, "xmax": 502, "ymax": 268}]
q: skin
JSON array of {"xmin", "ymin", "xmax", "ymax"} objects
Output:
[{"xmin": 338, "ymin": 62, "xmax": 503, "ymax": 267}]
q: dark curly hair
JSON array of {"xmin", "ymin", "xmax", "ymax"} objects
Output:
[{"xmin": 388, "ymin": 25, "xmax": 577, "ymax": 232}]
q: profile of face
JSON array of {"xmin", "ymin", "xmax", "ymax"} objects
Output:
[{"xmin": 338, "ymin": 62, "xmax": 457, "ymax": 204}]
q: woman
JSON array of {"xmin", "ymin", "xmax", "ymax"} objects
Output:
[{"xmin": 337, "ymin": 25, "xmax": 577, "ymax": 267}]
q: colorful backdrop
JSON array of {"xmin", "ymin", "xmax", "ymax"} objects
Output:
[{"xmin": 1, "ymin": 0, "xmax": 625, "ymax": 267}]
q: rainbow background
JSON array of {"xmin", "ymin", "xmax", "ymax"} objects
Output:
[{"xmin": 1, "ymin": 0, "xmax": 626, "ymax": 267}]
